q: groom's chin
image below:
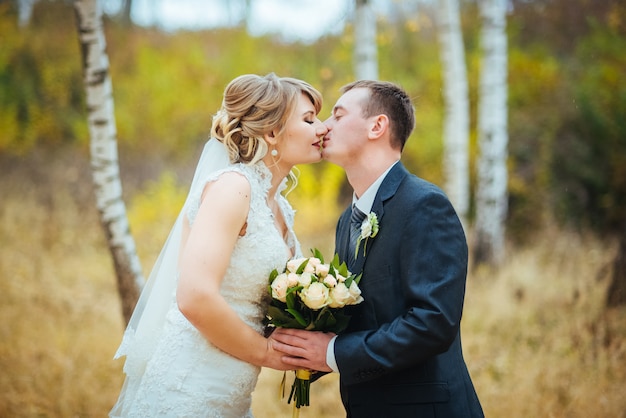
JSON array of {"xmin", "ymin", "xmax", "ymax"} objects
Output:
[{"xmin": 320, "ymin": 150, "xmax": 334, "ymax": 162}]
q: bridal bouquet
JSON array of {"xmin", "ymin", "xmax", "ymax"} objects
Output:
[{"xmin": 266, "ymin": 249, "xmax": 363, "ymax": 414}]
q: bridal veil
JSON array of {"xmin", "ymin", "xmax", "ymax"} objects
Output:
[{"xmin": 112, "ymin": 138, "xmax": 230, "ymax": 403}]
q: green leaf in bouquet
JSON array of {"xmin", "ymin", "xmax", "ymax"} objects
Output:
[
  {"xmin": 313, "ymin": 307, "xmax": 338, "ymax": 330},
  {"xmin": 268, "ymin": 268, "xmax": 279, "ymax": 284},
  {"xmin": 336, "ymin": 260, "xmax": 350, "ymax": 278},
  {"xmin": 344, "ymin": 276, "xmax": 353, "ymax": 288},
  {"xmin": 286, "ymin": 308, "xmax": 309, "ymax": 327},
  {"xmin": 331, "ymin": 253, "xmax": 340, "ymax": 266},
  {"xmin": 312, "ymin": 248, "xmax": 325, "ymax": 263},
  {"xmin": 296, "ymin": 259, "xmax": 309, "ymax": 274},
  {"xmin": 266, "ymin": 305, "xmax": 305, "ymax": 329},
  {"xmin": 285, "ymin": 288, "xmax": 301, "ymax": 311},
  {"xmin": 286, "ymin": 286, "xmax": 303, "ymax": 296},
  {"xmin": 332, "ymin": 311, "xmax": 352, "ymax": 334}
]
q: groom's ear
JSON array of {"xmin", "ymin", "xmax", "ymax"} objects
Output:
[{"xmin": 368, "ymin": 114, "xmax": 389, "ymax": 140}]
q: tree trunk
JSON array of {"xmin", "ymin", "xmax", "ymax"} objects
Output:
[
  {"xmin": 18, "ymin": 0, "xmax": 37, "ymax": 28},
  {"xmin": 436, "ymin": 0, "xmax": 470, "ymax": 228},
  {"xmin": 354, "ymin": 0, "xmax": 378, "ymax": 80},
  {"xmin": 607, "ymin": 223, "xmax": 626, "ymax": 306},
  {"xmin": 74, "ymin": 0, "xmax": 144, "ymax": 325},
  {"xmin": 474, "ymin": 0, "xmax": 508, "ymax": 266},
  {"xmin": 121, "ymin": 0, "xmax": 132, "ymax": 26}
]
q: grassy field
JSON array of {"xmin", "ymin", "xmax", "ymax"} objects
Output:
[{"xmin": 1, "ymin": 154, "xmax": 625, "ymax": 417}]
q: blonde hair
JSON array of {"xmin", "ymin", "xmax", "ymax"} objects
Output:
[{"xmin": 211, "ymin": 73, "xmax": 323, "ymax": 165}]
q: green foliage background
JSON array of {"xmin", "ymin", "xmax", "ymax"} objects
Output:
[{"xmin": 1, "ymin": 0, "xmax": 625, "ymax": 240}]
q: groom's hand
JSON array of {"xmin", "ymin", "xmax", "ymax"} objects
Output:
[{"xmin": 270, "ymin": 328, "xmax": 334, "ymax": 373}]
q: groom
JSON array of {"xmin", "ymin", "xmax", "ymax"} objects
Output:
[{"xmin": 272, "ymin": 80, "xmax": 484, "ymax": 417}]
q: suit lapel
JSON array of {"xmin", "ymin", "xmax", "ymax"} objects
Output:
[{"xmin": 350, "ymin": 163, "xmax": 408, "ymax": 274}]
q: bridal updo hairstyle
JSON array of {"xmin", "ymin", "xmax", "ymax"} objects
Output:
[{"xmin": 211, "ymin": 73, "xmax": 323, "ymax": 165}]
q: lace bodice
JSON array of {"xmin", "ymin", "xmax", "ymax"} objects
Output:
[
  {"xmin": 185, "ymin": 162, "xmax": 299, "ymax": 333},
  {"xmin": 111, "ymin": 162, "xmax": 300, "ymax": 418}
]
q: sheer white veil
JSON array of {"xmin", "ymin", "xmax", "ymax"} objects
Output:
[{"xmin": 113, "ymin": 138, "xmax": 230, "ymax": 380}]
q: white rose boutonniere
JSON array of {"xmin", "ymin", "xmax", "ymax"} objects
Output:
[{"xmin": 355, "ymin": 212, "xmax": 379, "ymax": 259}]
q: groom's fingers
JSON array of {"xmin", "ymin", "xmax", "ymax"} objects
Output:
[
  {"xmin": 272, "ymin": 328, "xmax": 309, "ymax": 341},
  {"xmin": 270, "ymin": 338, "xmax": 305, "ymax": 356}
]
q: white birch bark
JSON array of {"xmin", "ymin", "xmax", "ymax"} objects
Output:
[
  {"xmin": 436, "ymin": 0, "xmax": 470, "ymax": 227},
  {"xmin": 354, "ymin": 0, "xmax": 378, "ymax": 80},
  {"xmin": 74, "ymin": 0, "xmax": 143, "ymax": 324},
  {"xmin": 18, "ymin": 0, "xmax": 37, "ymax": 28},
  {"xmin": 474, "ymin": 0, "xmax": 508, "ymax": 266}
]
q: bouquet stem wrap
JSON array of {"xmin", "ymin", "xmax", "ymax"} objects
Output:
[{"xmin": 289, "ymin": 369, "xmax": 312, "ymax": 414}]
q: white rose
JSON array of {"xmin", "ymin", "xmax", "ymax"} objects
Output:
[
  {"xmin": 270, "ymin": 273, "xmax": 289, "ymax": 302},
  {"xmin": 286, "ymin": 257, "xmax": 308, "ymax": 273},
  {"xmin": 328, "ymin": 282, "xmax": 351, "ymax": 308},
  {"xmin": 335, "ymin": 273, "xmax": 347, "ymax": 283},
  {"xmin": 300, "ymin": 282, "xmax": 330, "ymax": 310},
  {"xmin": 347, "ymin": 280, "xmax": 364, "ymax": 305},
  {"xmin": 303, "ymin": 257, "xmax": 321, "ymax": 273},
  {"xmin": 323, "ymin": 275, "xmax": 337, "ymax": 288},
  {"xmin": 315, "ymin": 263, "xmax": 330, "ymax": 277},
  {"xmin": 297, "ymin": 272, "xmax": 314, "ymax": 288},
  {"xmin": 287, "ymin": 272, "xmax": 299, "ymax": 287}
]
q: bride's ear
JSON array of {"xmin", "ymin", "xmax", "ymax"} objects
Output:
[{"xmin": 264, "ymin": 131, "xmax": 278, "ymax": 147}]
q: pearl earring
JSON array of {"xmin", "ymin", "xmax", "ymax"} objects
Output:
[{"xmin": 271, "ymin": 149, "xmax": 278, "ymax": 157}]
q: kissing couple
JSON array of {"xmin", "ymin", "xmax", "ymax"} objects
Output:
[{"xmin": 110, "ymin": 73, "xmax": 483, "ymax": 418}]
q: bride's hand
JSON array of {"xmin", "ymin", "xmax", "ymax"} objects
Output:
[{"xmin": 263, "ymin": 337, "xmax": 297, "ymax": 371}]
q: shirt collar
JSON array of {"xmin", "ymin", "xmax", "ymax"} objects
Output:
[{"xmin": 352, "ymin": 161, "xmax": 399, "ymax": 214}]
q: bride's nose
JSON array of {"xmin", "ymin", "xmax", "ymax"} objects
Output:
[{"xmin": 316, "ymin": 121, "xmax": 329, "ymax": 136}]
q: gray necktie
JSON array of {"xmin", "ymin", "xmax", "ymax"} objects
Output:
[{"xmin": 348, "ymin": 205, "xmax": 366, "ymax": 267}]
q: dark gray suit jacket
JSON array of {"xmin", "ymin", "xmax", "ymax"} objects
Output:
[{"xmin": 334, "ymin": 162, "xmax": 483, "ymax": 417}]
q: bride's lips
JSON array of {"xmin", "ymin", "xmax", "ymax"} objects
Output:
[{"xmin": 314, "ymin": 137, "xmax": 324, "ymax": 150}]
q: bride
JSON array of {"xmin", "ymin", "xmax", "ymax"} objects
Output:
[{"xmin": 110, "ymin": 73, "xmax": 327, "ymax": 417}]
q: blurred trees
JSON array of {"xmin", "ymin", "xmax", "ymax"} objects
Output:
[{"xmin": 1, "ymin": 0, "xmax": 625, "ymax": 279}]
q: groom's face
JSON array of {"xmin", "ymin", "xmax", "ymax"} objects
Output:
[{"xmin": 322, "ymin": 88, "xmax": 371, "ymax": 167}]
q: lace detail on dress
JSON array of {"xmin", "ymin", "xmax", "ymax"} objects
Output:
[{"xmin": 111, "ymin": 162, "xmax": 298, "ymax": 418}]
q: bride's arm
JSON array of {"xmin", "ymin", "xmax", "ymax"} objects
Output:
[{"xmin": 176, "ymin": 172, "xmax": 289, "ymax": 370}]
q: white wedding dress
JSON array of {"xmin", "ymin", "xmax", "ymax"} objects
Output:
[{"xmin": 111, "ymin": 162, "xmax": 298, "ymax": 418}]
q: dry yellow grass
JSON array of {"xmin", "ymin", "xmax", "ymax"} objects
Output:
[{"xmin": 1, "ymin": 165, "xmax": 625, "ymax": 417}]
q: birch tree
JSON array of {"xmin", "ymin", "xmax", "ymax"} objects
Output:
[
  {"xmin": 354, "ymin": 0, "xmax": 378, "ymax": 80},
  {"xmin": 120, "ymin": 0, "xmax": 133, "ymax": 26},
  {"xmin": 436, "ymin": 0, "xmax": 469, "ymax": 227},
  {"xmin": 474, "ymin": 0, "xmax": 508, "ymax": 266},
  {"xmin": 18, "ymin": 0, "xmax": 38, "ymax": 27},
  {"xmin": 74, "ymin": 0, "xmax": 144, "ymax": 324}
]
